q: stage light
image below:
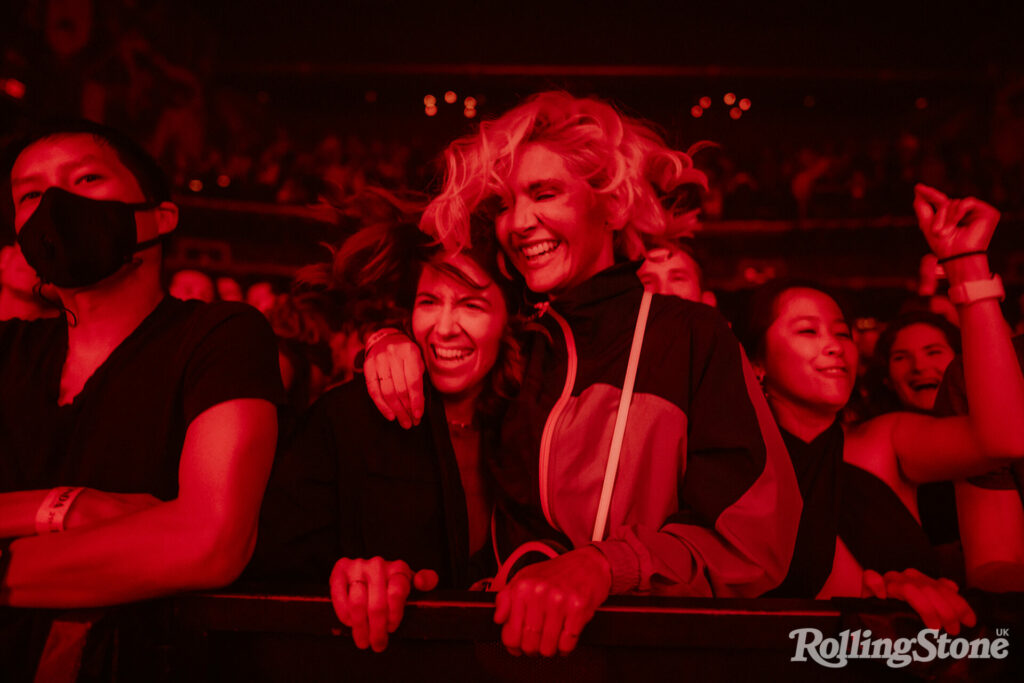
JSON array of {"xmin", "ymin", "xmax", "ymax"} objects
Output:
[
  {"xmin": 364, "ymin": 90, "xmax": 378, "ymax": 103},
  {"xmin": 690, "ymin": 105, "xmax": 704, "ymax": 118},
  {"xmin": 216, "ymin": 175, "xmax": 231, "ymax": 188},
  {"xmin": 699, "ymin": 96, "xmax": 711, "ymax": 109},
  {"xmin": 915, "ymin": 97, "xmax": 928, "ymax": 109},
  {"xmin": 444, "ymin": 90, "xmax": 457, "ymax": 104},
  {"xmin": 188, "ymin": 179, "xmax": 203, "ymax": 192},
  {"xmin": 424, "ymin": 94, "xmax": 436, "ymax": 106},
  {"xmin": 739, "ymin": 98, "xmax": 751, "ymax": 111},
  {"xmin": 724, "ymin": 92, "xmax": 736, "ymax": 106},
  {"xmin": 729, "ymin": 107, "xmax": 742, "ymax": 120},
  {"xmin": 425, "ymin": 105, "xmax": 438, "ymax": 117},
  {"xmin": 464, "ymin": 108, "xmax": 477, "ymax": 118},
  {"xmin": 464, "ymin": 96, "xmax": 477, "ymax": 109}
]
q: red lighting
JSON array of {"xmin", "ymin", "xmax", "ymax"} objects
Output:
[
  {"xmin": 188, "ymin": 179, "xmax": 203, "ymax": 192},
  {"xmin": 364, "ymin": 90, "xmax": 378, "ymax": 103},
  {"xmin": 424, "ymin": 94, "xmax": 437, "ymax": 106},
  {"xmin": 699, "ymin": 96, "xmax": 711, "ymax": 109},
  {"xmin": 729, "ymin": 107, "xmax": 742, "ymax": 120},
  {"xmin": 425, "ymin": 105, "xmax": 438, "ymax": 117},
  {"xmin": 216, "ymin": 174, "xmax": 231, "ymax": 188},
  {"xmin": 464, "ymin": 108, "xmax": 477, "ymax": 118},
  {"xmin": 724, "ymin": 92, "xmax": 737, "ymax": 106},
  {"xmin": 915, "ymin": 97, "xmax": 928, "ymax": 109},
  {"xmin": 464, "ymin": 96, "xmax": 477, "ymax": 109},
  {"xmin": 739, "ymin": 98, "xmax": 751, "ymax": 111},
  {"xmin": 690, "ymin": 105, "xmax": 704, "ymax": 118},
  {"xmin": 444, "ymin": 90, "xmax": 457, "ymax": 104},
  {"xmin": 803, "ymin": 95, "xmax": 816, "ymax": 107},
  {"xmin": 2, "ymin": 78, "xmax": 25, "ymax": 100}
]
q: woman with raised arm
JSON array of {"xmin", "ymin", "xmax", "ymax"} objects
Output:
[
  {"xmin": 739, "ymin": 184, "xmax": 1024, "ymax": 633},
  {"xmin": 362, "ymin": 91, "xmax": 802, "ymax": 657},
  {"xmin": 251, "ymin": 192, "xmax": 526, "ymax": 652}
]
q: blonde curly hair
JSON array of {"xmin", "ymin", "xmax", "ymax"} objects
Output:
[{"xmin": 421, "ymin": 91, "xmax": 708, "ymax": 260}]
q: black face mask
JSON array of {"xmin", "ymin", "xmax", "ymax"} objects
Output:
[{"xmin": 17, "ymin": 187, "xmax": 164, "ymax": 288}]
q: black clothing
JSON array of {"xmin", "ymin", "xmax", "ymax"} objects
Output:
[
  {"xmin": 839, "ymin": 463, "xmax": 939, "ymax": 579},
  {"xmin": 0, "ymin": 297, "xmax": 283, "ymax": 498},
  {"xmin": 250, "ymin": 381, "xmax": 496, "ymax": 590},
  {"xmin": 768, "ymin": 422, "xmax": 844, "ymax": 597},
  {"xmin": 770, "ymin": 423, "xmax": 939, "ymax": 598},
  {"xmin": 0, "ymin": 297, "xmax": 282, "ymax": 682}
]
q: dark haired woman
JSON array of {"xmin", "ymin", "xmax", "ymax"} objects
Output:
[
  {"xmin": 740, "ymin": 185, "xmax": 1024, "ymax": 633},
  {"xmin": 253, "ymin": 195, "xmax": 525, "ymax": 652}
]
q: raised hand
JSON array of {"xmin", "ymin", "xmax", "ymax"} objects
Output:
[
  {"xmin": 363, "ymin": 333, "xmax": 425, "ymax": 429},
  {"xmin": 861, "ymin": 568, "xmax": 976, "ymax": 636},
  {"xmin": 493, "ymin": 546, "xmax": 611, "ymax": 656},
  {"xmin": 913, "ymin": 184, "xmax": 1000, "ymax": 261},
  {"xmin": 329, "ymin": 556, "xmax": 439, "ymax": 652}
]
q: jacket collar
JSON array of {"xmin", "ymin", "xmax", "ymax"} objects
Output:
[{"xmin": 546, "ymin": 261, "xmax": 642, "ymax": 318}]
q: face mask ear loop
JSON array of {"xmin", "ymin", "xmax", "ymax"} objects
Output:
[{"xmin": 32, "ymin": 281, "xmax": 77, "ymax": 327}]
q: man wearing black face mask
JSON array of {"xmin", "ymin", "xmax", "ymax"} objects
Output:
[{"xmin": 0, "ymin": 122, "xmax": 284, "ymax": 663}]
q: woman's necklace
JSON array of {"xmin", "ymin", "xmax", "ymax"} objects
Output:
[{"xmin": 447, "ymin": 417, "xmax": 479, "ymax": 434}]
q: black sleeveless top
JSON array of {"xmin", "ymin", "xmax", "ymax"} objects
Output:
[{"xmin": 769, "ymin": 421, "xmax": 939, "ymax": 598}]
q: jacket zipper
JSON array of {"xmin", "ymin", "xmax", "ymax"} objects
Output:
[{"xmin": 538, "ymin": 306, "xmax": 578, "ymax": 529}]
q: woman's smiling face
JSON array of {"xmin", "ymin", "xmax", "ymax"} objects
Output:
[
  {"xmin": 494, "ymin": 143, "xmax": 615, "ymax": 297},
  {"xmin": 887, "ymin": 322, "xmax": 955, "ymax": 412},
  {"xmin": 411, "ymin": 254, "xmax": 508, "ymax": 402},
  {"xmin": 760, "ymin": 287, "xmax": 858, "ymax": 417}
]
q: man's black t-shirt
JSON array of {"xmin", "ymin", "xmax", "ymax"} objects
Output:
[{"xmin": 0, "ymin": 297, "xmax": 285, "ymax": 498}]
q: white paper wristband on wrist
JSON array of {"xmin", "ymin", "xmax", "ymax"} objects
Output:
[
  {"xmin": 34, "ymin": 486, "xmax": 86, "ymax": 534},
  {"xmin": 947, "ymin": 274, "xmax": 1005, "ymax": 306}
]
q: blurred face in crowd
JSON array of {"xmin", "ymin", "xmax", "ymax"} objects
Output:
[
  {"xmin": 494, "ymin": 143, "xmax": 615, "ymax": 297},
  {"xmin": 246, "ymin": 281, "xmax": 277, "ymax": 315},
  {"xmin": 412, "ymin": 254, "xmax": 507, "ymax": 403},
  {"xmin": 216, "ymin": 276, "xmax": 244, "ymax": 302},
  {"xmin": 758, "ymin": 287, "xmax": 857, "ymax": 420},
  {"xmin": 169, "ymin": 269, "xmax": 215, "ymax": 302},
  {"xmin": 638, "ymin": 246, "xmax": 712, "ymax": 305},
  {"xmin": 887, "ymin": 322, "xmax": 955, "ymax": 412}
]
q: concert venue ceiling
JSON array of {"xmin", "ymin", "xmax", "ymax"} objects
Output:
[{"xmin": 182, "ymin": 1, "xmax": 1021, "ymax": 70}]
